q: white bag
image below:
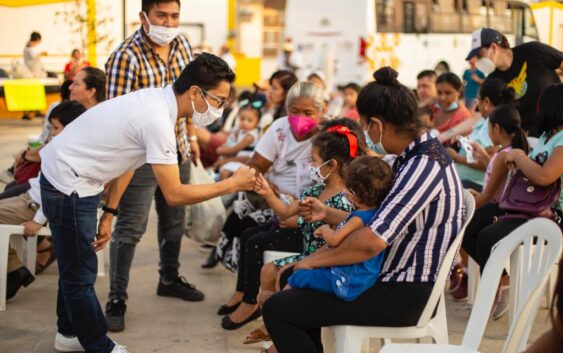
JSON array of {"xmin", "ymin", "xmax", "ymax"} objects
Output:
[{"xmin": 186, "ymin": 160, "xmax": 226, "ymax": 245}]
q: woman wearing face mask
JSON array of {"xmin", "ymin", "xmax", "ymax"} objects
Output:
[
  {"xmin": 213, "ymin": 82, "xmax": 327, "ymax": 331},
  {"xmin": 466, "ymin": 28, "xmax": 562, "ymax": 137},
  {"xmin": 432, "ymin": 72, "xmax": 471, "ymax": 136},
  {"xmin": 259, "ymin": 70, "xmax": 298, "ymax": 132},
  {"xmin": 262, "ymin": 67, "xmax": 465, "ymax": 353}
]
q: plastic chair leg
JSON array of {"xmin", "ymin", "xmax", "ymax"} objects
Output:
[
  {"xmin": 0, "ymin": 235, "xmax": 10, "ymax": 311},
  {"xmin": 467, "ymin": 257, "xmax": 480, "ymax": 305}
]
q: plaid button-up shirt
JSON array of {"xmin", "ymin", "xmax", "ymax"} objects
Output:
[{"xmin": 105, "ymin": 27, "xmax": 193, "ymax": 162}]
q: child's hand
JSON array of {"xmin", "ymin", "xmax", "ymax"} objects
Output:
[
  {"xmin": 299, "ymin": 197, "xmax": 327, "ymax": 223},
  {"xmin": 314, "ymin": 224, "xmax": 332, "ymax": 238},
  {"xmin": 254, "ymin": 173, "xmax": 273, "ymax": 196}
]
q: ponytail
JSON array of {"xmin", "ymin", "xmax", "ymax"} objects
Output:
[
  {"xmin": 489, "ymin": 104, "xmax": 529, "ymax": 153},
  {"xmin": 511, "ymin": 127, "xmax": 530, "ymax": 154}
]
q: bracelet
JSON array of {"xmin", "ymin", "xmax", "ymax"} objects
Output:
[
  {"xmin": 188, "ymin": 135, "xmax": 197, "ymax": 142},
  {"xmin": 102, "ymin": 205, "xmax": 119, "ymax": 216}
]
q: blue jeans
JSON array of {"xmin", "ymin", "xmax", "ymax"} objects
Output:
[
  {"xmin": 40, "ymin": 174, "xmax": 114, "ymax": 353},
  {"xmin": 108, "ymin": 162, "xmax": 190, "ymax": 301}
]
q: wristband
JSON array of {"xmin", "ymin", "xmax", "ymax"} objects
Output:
[
  {"xmin": 188, "ymin": 135, "xmax": 197, "ymax": 142},
  {"xmin": 102, "ymin": 205, "xmax": 119, "ymax": 216}
]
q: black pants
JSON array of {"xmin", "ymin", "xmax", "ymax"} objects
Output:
[
  {"xmin": 462, "ymin": 202, "xmax": 505, "ymax": 265},
  {"xmin": 263, "ymin": 282, "xmax": 433, "ymax": 353},
  {"xmin": 236, "ymin": 223, "xmax": 303, "ymax": 304},
  {"xmin": 0, "ymin": 181, "xmax": 30, "ymax": 200}
]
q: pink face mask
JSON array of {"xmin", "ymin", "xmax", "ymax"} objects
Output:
[{"xmin": 288, "ymin": 115, "xmax": 317, "ymax": 138}]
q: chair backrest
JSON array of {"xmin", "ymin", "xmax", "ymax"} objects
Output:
[
  {"xmin": 461, "ymin": 218, "xmax": 562, "ymax": 353},
  {"xmin": 416, "ymin": 189, "xmax": 476, "ymax": 327}
]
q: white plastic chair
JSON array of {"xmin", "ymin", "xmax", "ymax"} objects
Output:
[
  {"xmin": 0, "ymin": 224, "xmax": 106, "ymax": 310},
  {"xmin": 379, "ymin": 218, "xmax": 562, "ymax": 353},
  {"xmin": 322, "ymin": 189, "xmax": 475, "ymax": 353},
  {"xmin": 263, "ymin": 250, "xmax": 300, "ymax": 263}
]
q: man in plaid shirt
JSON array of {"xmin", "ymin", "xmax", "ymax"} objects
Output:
[{"xmin": 104, "ymin": 0, "xmax": 202, "ymax": 332}]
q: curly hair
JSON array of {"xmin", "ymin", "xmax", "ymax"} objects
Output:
[{"xmin": 344, "ymin": 156, "xmax": 393, "ymax": 208}]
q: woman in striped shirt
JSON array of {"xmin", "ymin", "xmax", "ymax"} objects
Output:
[{"xmin": 262, "ymin": 67, "xmax": 466, "ymax": 353}]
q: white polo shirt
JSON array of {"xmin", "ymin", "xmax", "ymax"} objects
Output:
[{"xmin": 40, "ymin": 85, "xmax": 179, "ymax": 197}]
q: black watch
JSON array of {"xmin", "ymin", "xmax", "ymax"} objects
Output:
[{"xmin": 102, "ymin": 205, "xmax": 119, "ymax": 216}]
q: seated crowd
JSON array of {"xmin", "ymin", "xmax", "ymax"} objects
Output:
[{"xmin": 1, "ymin": 26, "xmax": 562, "ymax": 353}]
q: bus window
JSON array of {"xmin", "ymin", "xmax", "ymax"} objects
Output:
[
  {"xmin": 461, "ymin": 0, "xmax": 488, "ymax": 33},
  {"xmin": 430, "ymin": 0, "xmax": 462, "ymax": 33},
  {"xmin": 376, "ymin": 0, "xmax": 401, "ymax": 32},
  {"xmin": 490, "ymin": 0, "xmax": 513, "ymax": 34},
  {"xmin": 523, "ymin": 6, "xmax": 538, "ymax": 39},
  {"xmin": 403, "ymin": 1, "xmax": 430, "ymax": 33}
]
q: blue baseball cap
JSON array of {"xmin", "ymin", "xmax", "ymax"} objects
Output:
[{"xmin": 466, "ymin": 28, "xmax": 504, "ymax": 60}]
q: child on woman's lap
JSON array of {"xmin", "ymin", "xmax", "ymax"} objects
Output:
[{"xmin": 289, "ymin": 156, "xmax": 393, "ymax": 301}]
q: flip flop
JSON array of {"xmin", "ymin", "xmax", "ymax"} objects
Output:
[{"xmin": 243, "ymin": 326, "xmax": 271, "ymax": 345}]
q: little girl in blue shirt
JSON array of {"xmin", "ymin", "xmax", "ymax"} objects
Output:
[{"xmin": 289, "ymin": 156, "xmax": 394, "ymax": 301}]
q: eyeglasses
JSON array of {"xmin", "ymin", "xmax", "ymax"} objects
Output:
[{"xmin": 200, "ymin": 88, "xmax": 229, "ymax": 109}]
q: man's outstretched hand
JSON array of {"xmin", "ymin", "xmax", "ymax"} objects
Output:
[{"xmin": 230, "ymin": 166, "xmax": 258, "ymax": 191}]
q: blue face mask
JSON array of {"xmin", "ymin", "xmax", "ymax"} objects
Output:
[
  {"xmin": 364, "ymin": 120, "xmax": 387, "ymax": 155},
  {"xmin": 436, "ymin": 101, "xmax": 459, "ymax": 112}
]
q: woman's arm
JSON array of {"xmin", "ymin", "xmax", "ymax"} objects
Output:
[
  {"xmin": 296, "ymin": 226, "xmax": 387, "ymax": 269},
  {"xmin": 474, "ymin": 152, "xmax": 509, "ymax": 208},
  {"xmin": 217, "ymin": 134, "xmax": 255, "ymax": 156},
  {"xmin": 315, "ymin": 217, "xmax": 365, "ymax": 247},
  {"xmin": 505, "ymin": 147, "xmax": 563, "ymax": 186},
  {"xmin": 247, "ymin": 152, "xmax": 273, "ymax": 175}
]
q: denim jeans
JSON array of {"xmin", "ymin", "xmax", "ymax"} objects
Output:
[
  {"xmin": 108, "ymin": 162, "xmax": 190, "ymax": 301},
  {"xmin": 40, "ymin": 174, "xmax": 114, "ymax": 353}
]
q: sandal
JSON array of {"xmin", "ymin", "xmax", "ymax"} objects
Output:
[
  {"xmin": 243, "ymin": 326, "xmax": 271, "ymax": 345},
  {"xmin": 35, "ymin": 243, "xmax": 56, "ymax": 275}
]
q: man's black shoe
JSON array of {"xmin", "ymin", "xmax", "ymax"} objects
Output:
[
  {"xmin": 105, "ymin": 299, "xmax": 126, "ymax": 332},
  {"xmin": 7, "ymin": 267, "xmax": 34, "ymax": 300},
  {"xmin": 157, "ymin": 276, "xmax": 205, "ymax": 301}
]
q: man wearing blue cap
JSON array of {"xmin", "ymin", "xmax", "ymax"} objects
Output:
[{"xmin": 467, "ymin": 28, "xmax": 562, "ymax": 137}]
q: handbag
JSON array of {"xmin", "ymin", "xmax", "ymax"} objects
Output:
[
  {"xmin": 498, "ymin": 169, "xmax": 561, "ymax": 219},
  {"xmin": 185, "ymin": 160, "xmax": 227, "ymax": 244}
]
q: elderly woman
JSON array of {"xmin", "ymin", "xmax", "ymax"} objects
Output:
[
  {"xmin": 216, "ymin": 81, "xmax": 327, "ymax": 330},
  {"xmin": 262, "ymin": 67, "xmax": 466, "ymax": 353}
]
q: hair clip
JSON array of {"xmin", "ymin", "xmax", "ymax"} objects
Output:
[{"xmin": 326, "ymin": 125, "xmax": 358, "ymax": 158}]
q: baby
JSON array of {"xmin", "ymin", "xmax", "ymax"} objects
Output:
[
  {"xmin": 289, "ymin": 156, "xmax": 394, "ymax": 301},
  {"xmin": 213, "ymin": 98, "xmax": 262, "ymax": 180}
]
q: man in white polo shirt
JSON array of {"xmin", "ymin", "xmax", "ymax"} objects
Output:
[{"xmin": 39, "ymin": 53, "xmax": 257, "ymax": 353}]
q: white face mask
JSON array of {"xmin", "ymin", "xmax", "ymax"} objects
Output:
[
  {"xmin": 143, "ymin": 12, "xmax": 179, "ymax": 46},
  {"xmin": 309, "ymin": 160, "xmax": 332, "ymax": 184},
  {"xmin": 476, "ymin": 48, "xmax": 496, "ymax": 75},
  {"xmin": 191, "ymin": 89, "xmax": 224, "ymax": 126}
]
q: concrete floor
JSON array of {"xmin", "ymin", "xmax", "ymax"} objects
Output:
[{"xmin": 0, "ymin": 119, "xmax": 552, "ymax": 353}]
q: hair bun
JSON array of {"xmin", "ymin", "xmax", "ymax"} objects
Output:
[
  {"xmin": 500, "ymin": 87, "xmax": 516, "ymax": 104},
  {"xmin": 373, "ymin": 67, "xmax": 399, "ymax": 85}
]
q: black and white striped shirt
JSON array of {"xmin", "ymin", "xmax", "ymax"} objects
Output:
[{"xmin": 369, "ymin": 133, "xmax": 465, "ymax": 283}]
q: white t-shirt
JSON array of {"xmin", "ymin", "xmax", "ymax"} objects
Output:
[
  {"xmin": 227, "ymin": 127, "xmax": 259, "ymax": 157},
  {"xmin": 40, "ymin": 85, "xmax": 179, "ymax": 197},
  {"xmin": 27, "ymin": 173, "xmax": 47, "ymax": 225},
  {"xmin": 253, "ymin": 117, "xmax": 313, "ymax": 198}
]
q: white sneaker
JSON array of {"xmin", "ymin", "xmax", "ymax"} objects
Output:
[
  {"xmin": 111, "ymin": 343, "xmax": 130, "ymax": 353},
  {"xmin": 54, "ymin": 332, "xmax": 84, "ymax": 352},
  {"xmin": 0, "ymin": 169, "xmax": 14, "ymax": 184}
]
